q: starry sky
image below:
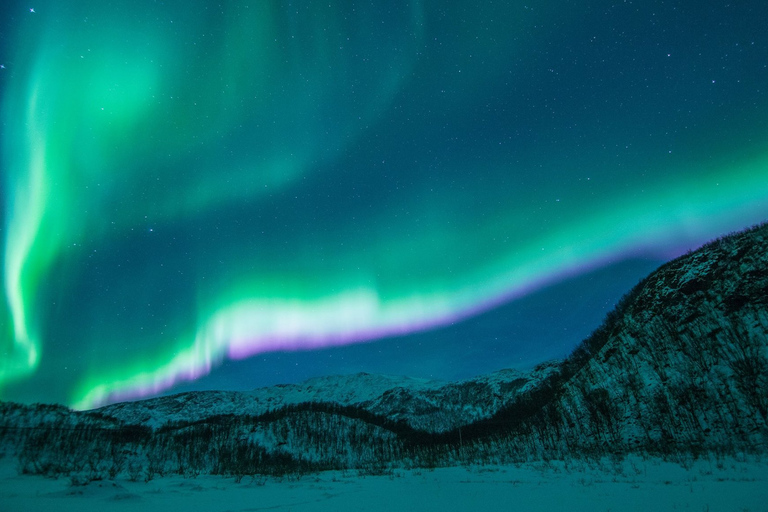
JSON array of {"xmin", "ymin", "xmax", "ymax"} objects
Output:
[{"xmin": 1, "ymin": 1, "xmax": 767, "ymax": 410}]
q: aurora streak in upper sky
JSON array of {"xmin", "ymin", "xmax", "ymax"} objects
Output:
[{"xmin": 1, "ymin": 1, "xmax": 768, "ymax": 409}]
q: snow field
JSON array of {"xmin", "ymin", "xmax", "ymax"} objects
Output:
[{"xmin": 1, "ymin": 454, "xmax": 766, "ymax": 512}]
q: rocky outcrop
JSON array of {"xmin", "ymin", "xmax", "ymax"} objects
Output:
[{"xmin": 463, "ymin": 221, "xmax": 768, "ymax": 459}]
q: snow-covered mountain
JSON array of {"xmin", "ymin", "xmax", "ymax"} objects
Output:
[
  {"xmin": 456, "ymin": 221, "xmax": 768, "ymax": 460},
  {"xmin": 361, "ymin": 362, "xmax": 559, "ymax": 431},
  {"xmin": 95, "ymin": 373, "xmax": 442, "ymax": 429},
  {"xmin": 96, "ymin": 363, "xmax": 558, "ymax": 432},
  {"xmin": 2, "ymin": 221, "xmax": 767, "ymax": 479}
]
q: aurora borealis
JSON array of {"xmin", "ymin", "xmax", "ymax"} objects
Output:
[{"xmin": 1, "ymin": 1, "xmax": 767, "ymax": 409}]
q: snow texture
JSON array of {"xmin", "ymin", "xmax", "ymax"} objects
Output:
[{"xmin": 0, "ymin": 454, "xmax": 766, "ymax": 512}]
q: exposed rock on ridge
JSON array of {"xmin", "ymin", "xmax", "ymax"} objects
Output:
[{"xmin": 467, "ymin": 221, "xmax": 768, "ymax": 457}]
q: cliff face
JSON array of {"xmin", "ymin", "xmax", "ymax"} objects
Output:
[{"xmin": 480, "ymin": 221, "xmax": 768, "ymax": 457}]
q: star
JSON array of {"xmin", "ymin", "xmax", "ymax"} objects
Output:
[
  {"xmin": 30, "ymin": 8, "xmax": 35, "ymax": 13},
  {"xmin": 0, "ymin": 65, "xmax": 5, "ymax": 70}
]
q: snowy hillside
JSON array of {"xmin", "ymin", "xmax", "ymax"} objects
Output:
[
  {"xmin": 95, "ymin": 373, "xmax": 443, "ymax": 429},
  {"xmin": 1, "ymin": 221, "xmax": 767, "ymax": 480},
  {"xmin": 457, "ymin": 221, "xmax": 768, "ymax": 459},
  {"xmin": 96, "ymin": 364, "xmax": 557, "ymax": 432}
]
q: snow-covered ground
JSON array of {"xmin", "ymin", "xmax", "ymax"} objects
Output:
[{"xmin": 1, "ymin": 455, "xmax": 766, "ymax": 511}]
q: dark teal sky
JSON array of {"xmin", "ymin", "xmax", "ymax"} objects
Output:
[{"xmin": 1, "ymin": 1, "xmax": 767, "ymax": 408}]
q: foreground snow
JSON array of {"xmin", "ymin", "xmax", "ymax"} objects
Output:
[{"xmin": 1, "ymin": 455, "xmax": 766, "ymax": 511}]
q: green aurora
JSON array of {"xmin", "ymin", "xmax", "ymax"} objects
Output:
[{"xmin": 1, "ymin": 1, "xmax": 768, "ymax": 408}]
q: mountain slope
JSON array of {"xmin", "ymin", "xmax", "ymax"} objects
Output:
[
  {"xmin": 96, "ymin": 373, "xmax": 441, "ymax": 429},
  {"xmin": 2, "ymin": 221, "xmax": 767, "ymax": 477},
  {"xmin": 96, "ymin": 365, "xmax": 557, "ymax": 432},
  {"xmin": 458, "ymin": 221, "xmax": 768, "ymax": 458}
]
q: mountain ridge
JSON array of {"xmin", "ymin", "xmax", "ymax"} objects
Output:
[
  {"xmin": 1, "ymin": 221, "xmax": 767, "ymax": 478},
  {"xmin": 95, "ymin": 364, "xmax": 558, "ymax": 432}
]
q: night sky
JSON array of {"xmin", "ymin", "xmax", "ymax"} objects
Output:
[{"xmin": 1, "ymin": 1, "xmax": 767, "ymax": 409}]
